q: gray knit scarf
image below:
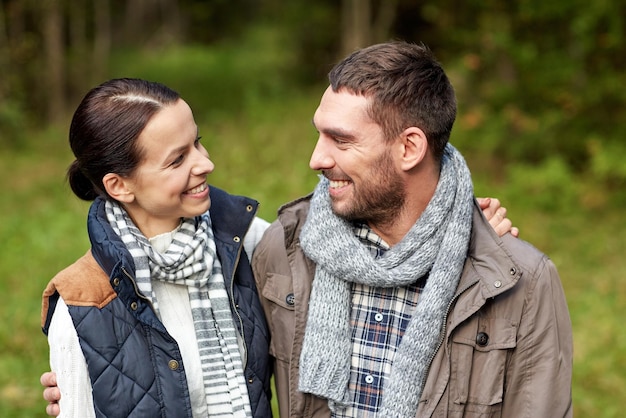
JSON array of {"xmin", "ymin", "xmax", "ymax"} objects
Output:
[
  {"xmin": 105, "ymin": 201, "xmax": 252, "ymax": 417},
  {"xmin": 298, "ymin": 144, "xmax": 474, "ymax": 418}
]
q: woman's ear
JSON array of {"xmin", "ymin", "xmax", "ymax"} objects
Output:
[
  {"xmin": 102, "ymin": 173, "xmax": 135, "ymax": 203},
  {"xmin": 399, "ymin": 127, "xmax": 428, "ymax": 171}
]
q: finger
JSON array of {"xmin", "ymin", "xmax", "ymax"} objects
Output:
[
  {"xmin": 43, "ymin": 387, "xmax": 61, "ymax": 403},
  {"xmin": 476, "ymin": 197, "xmax": 491, "ymax": 209},
  {"xmin": 46, "ymin": 402, "xmax": 61, "ymax": 417},
  {"xmin": 488, "ymin": 207, "xmax": 506, "ymax": 228},
  {"xmin": 493, "ymin": 218, "xmax": 513, "ymax": 237},
  {"xmin": 40, "ymin": 371, "xmax": 57, "ymax": 387},
  {"xmin": 511, "ymin": 226, "xmax": 520, "ymax": 238},
  {"xmin": 484, "ymin": 198, "xmax": 502, "ymax": 221}
]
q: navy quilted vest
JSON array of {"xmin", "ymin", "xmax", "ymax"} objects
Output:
[{"xmin": 43, "ymin": 187, "xmax": 272, "ymax": 417}]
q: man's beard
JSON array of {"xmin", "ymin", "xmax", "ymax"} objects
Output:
[{"xmin": 329, "ymin": 150, "xmax": 406, "ymax": 226}]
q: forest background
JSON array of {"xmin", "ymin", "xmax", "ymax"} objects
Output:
[{"xmin": 1, "ymin": 0, "xmax": 625, "ymax": 416}]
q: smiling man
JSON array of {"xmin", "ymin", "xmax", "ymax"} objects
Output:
[{"xmin": 252, "ymin": 41, "xmax": 573, "ymax": 418}]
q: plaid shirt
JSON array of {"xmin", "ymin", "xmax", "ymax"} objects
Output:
[{"xmin": 333, "ymin": 223, "xmax": 426, "ymax": 418}]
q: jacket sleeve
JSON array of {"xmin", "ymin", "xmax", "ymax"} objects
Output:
[
  {"xmin": 48, "ymin": 297, "xmax": 96, "ymax": 418},
  {"xmin": 502, "ymin": 257, "xmax": 573, "ymax": 418}
]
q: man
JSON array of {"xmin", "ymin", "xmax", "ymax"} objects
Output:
[{"xmin": 251, "ymin": 41, "xmax": 572, "ymax": 417}]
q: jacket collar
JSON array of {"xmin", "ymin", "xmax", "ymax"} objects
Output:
[
  {"xmin": 276, "ymin": 192, "xmax": 313, "ymax": 251},
  {"xmin": 446, "ymin": 200, "xmax": 522, "ymax": 332},
  {"xmin": 460, "ymin": 200, "xmax": 522, "ymax": 297},
  {"xmin": 87, "ymin": 197, "xmax": 136, "ymax": 277}
]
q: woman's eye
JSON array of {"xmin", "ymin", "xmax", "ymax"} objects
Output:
[{"xmin": 171, "ymin": 155, "xmax": 184, "ymax": 166}]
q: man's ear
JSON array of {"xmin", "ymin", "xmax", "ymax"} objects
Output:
[
  {"xmin": 399, "ymin": 127, "xmax": 428, "ymax": 171},
  {"xmin": 102, "ymin": 173, "xmax": 135, "ymax": 203}
]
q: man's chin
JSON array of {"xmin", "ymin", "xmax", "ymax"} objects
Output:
[{"xmin": 330, "ymin": 203, "xmax": 356, "ymax": 222}]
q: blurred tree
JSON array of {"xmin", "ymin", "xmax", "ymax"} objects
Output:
[
  {"xmin": 340, "ymin": 0, "xmax": 398, "ymax": 56},
  {"xmin": 41, "ymin": 0, "xmax": 65, "ymax": 123},
  {"xmin": 93, "ymin": 0, "xmax": 111, "ymax": 84}
]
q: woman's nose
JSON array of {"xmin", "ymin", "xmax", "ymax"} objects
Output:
[{"xmin": 191, "ymin": 148, "xmax": 214, "ymax": 175}]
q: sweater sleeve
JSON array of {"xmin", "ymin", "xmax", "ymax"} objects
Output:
[
  {"xmin": 48, "ymin": 297, "xmax": 96, "ymax": 418},
  {"xmin": 243, "ymin": 216, "xmax": 270, "ymax": 260}
]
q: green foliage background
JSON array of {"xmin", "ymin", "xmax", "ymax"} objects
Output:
[{"xmin": 1, "ymin": 3, "xmax": 625, "ymax": 417}]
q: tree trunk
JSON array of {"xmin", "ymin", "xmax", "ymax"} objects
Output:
[
  {"xmin": 159, "ymin": 0, "xmax": 182, "ymax": 43},
  {"xmin": 93, "ymin": 0, "xmax": 111, "ymax": 83},
  {"xmin": 372, "ymin": 0, "xmax": 398, "ymax": 43},
  {"xmin": 42, "ymin": 0, "xmax": 66, "ymax": 123},
  {"xmin": 68, "ymin": 0, "xmax": 88, "ymax": 98},
  {"xmin": 341, "ymin": 0, "xmax": 371, "ymax": 57}
]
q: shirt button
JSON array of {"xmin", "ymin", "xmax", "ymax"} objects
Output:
[
  {"xmin": 364, "ymin": 374, "xmax": 374, "ymax": 384},
  {"xmin": 374, "ymin": 313, "xmax": 384, "ymax": 322},
  {"xmin": 494, "ymin": 280, "xmax": 502, "ymax": 288},
  {"xmin": 168, "ymin": 360, "xmax": 179, "ymax": 370}
]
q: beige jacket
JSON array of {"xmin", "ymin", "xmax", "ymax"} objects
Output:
[{"xmin": 252, "ymin": 196, "xmax": 573, "ymax": 418}]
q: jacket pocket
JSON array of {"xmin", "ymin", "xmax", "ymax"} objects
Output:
[
  {"xmin": 450, "ymin": 317, "xmax": 517, "ymax": 415},
  {"xmin": 260, "ymin": 273, "xmax": 296, "ymax": 363}
]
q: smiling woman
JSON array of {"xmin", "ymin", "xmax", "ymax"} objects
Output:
[{"xmin": 39, "ymin": 78, "xmax": 272, "ymax": 418}]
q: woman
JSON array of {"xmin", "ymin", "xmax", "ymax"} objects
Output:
[{"xmin": 41, "ymin": 78, "xmax": 271, "ymax": 417}]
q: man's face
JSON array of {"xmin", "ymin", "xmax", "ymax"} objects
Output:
[{"xmin": 310, "ymin": 87, "xmax": 405, "ymax": 224}]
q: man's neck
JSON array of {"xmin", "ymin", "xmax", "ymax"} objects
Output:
[{"xmin": 369, "ymin": 171, "xmax": 439, "ymax": 246}]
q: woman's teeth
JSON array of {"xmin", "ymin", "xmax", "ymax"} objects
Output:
[{"xmin": 186, "ymin": 183, "xmax": 207, "ymax": 194}]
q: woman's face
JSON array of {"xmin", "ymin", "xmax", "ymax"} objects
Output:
[{"xmin": 121, "ymin": 99, "xmax": 214, "ymax": 238}]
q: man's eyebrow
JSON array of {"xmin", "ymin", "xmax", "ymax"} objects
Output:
[{"xmin": 311, "ymin": 119, "xmax": 356, "ymax": 140}]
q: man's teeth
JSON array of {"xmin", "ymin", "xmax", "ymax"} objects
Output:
[
  {"xmin": 187, "ymin": 183, "xmax": 207, "ymax": 194},
  {"xmin": 329, "ymin": 180, "xmax": 350, "ymax": 188}
]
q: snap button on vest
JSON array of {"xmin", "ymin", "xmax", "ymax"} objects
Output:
[
  {"xmin": 233, "ymin": 236, "xmax": 241, "ymax": 243},
  {"xmin": 246, "ymin": 205, "xmax": 253, "ymax": 212},
  {"xmin": 168, "ymin": 360, "xmax": 179, "ymax": 370},
  {"xmin": 112, "ymin": 278, "xmax": 120, "ymax": 286},
  {"xmin": 130, "ymin": 301, "xmax": 138, "ymax": 311},
  {"xmin": 476, "ymin": 332, "xmax": 489, "ymax": 346}
]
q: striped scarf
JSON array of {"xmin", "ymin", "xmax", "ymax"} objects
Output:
[
  {"xmin": 298, "ymin": 144, "xmax": 474, "ymax": 417},
  {"xmin": 105, "ymin": 201, "xmax": 252, "ymax": 417}
]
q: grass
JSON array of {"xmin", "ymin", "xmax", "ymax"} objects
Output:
[{"xmin": 1, "ymin": 49, "xmax": 624, "ymax": 417}]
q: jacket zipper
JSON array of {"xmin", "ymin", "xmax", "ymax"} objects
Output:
[
  {"xmin": 420, "ymin": 278, "xmax": 479, "ymax": 391},
  {"xmin": 121, "ymin": 266, "xmax": 156, "ymax": 312},
  {"xmin": 230, "ymin": 243, "xmax": 248, "ymax": 369}
]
